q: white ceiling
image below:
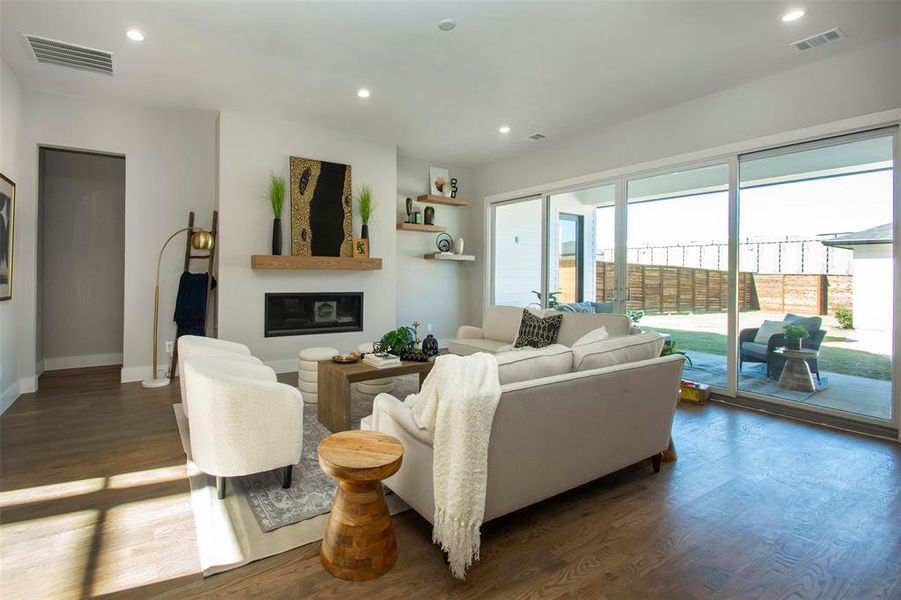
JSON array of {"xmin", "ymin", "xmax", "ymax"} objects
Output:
[{"xmin": 2, "ymin": 1, "xmax": 899, "ymax": 165}]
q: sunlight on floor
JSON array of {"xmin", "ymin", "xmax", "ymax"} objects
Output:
[
  {"xmin": 106, "ymin": 465, "xmax": 184, "ymax": 490},
  {"xmin": 0, "ymin": 510, "xmax": 99, "ymax": 599},
  {"xmin": 0, "ymin": 479, "xmax": 106, "ymax": 509}
]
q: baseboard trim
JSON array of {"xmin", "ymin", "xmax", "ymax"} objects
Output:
[
  {"xmin": 44, "ymin": 353, "xmax": 123, "ymax": 372},
  {"xmin": 1, "ymin": 381, "xmax": 20, "ymax": 415}
]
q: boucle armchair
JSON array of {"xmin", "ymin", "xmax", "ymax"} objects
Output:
[
  {"xmin": 183, "ymin": 356, "xmax": 303, "ymax": 499},
  {"xmin": 177, "ymin": 335, "xmax": 261, "ymax": 419}
]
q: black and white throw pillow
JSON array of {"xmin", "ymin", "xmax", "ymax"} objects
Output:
[{"xmin": 514, "ymin": 309, "xmax": 563, "ymax": 349}]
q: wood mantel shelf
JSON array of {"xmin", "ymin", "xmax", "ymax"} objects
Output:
[
  {"xmin": 251, "ymin": 255, "xmax": 383, "ymax": 270},
  {"xmin": 396, "ymin": 223, "xmax": 446, "ymax": 233},
  {"xmin": 416, "ymin": 194, "xmax": 468, "ymax": 207}
]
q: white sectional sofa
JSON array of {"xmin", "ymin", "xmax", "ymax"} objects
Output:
[
  {"xmin": 368, "ymin": 353, "xmax": 684, "ymax": 524},
  {"xmin": 448, "ymin": 305, "xmax": 633, "ymax": 355}
]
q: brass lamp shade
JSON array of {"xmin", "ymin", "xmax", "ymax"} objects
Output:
[{"xmin": 191, "ymin": 230, "xmax": 214, "ymax": 250}]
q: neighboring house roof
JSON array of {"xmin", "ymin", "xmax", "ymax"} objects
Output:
[{"xmin": 821, "ymin": 223, "xmax": 892, "ymax": 249}]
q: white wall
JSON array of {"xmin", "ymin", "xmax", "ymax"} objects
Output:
[
  {"xmin": 40, "ymin": 149, "xmax": 125, "ymax": 370},
  {"xmin": 396, "ymin": 155, "xmax": 478, "ymax": 338},
  {"xmin": 15, "ymin": 91, "xmax": 217, "ymax": 384},
  {"xmin": 217, "ymin": 111, "xmax": 397, "ymax": 371},
  {"xmin": 0, "ymin": 57, "xmax": 26, "ymax": 412}
]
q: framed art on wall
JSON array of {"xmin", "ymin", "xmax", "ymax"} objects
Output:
[
  {"xmin": 0, "ymin": 172, "xmax": 14, "ymax": 301},
  {"xmin": 289, "ymin": 156, "xmax": 353, "ymax": 257},
  {"xmin": 429, "ymin": 166, "xmax": 451, "ymax": 197}
]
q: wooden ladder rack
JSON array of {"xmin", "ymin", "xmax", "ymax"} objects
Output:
[{"xmin": 169, "ymin": 210, "xmax": 218, "ymax": 379}]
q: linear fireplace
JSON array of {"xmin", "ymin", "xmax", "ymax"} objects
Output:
[{"xmin": 264, "ymin": 292, "xmax": 363, "ymax": 337}]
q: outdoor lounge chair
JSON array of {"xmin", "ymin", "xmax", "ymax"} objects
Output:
[{"xmin": 739, "ymin": 314, "xmax": 826, "ymax": 381}]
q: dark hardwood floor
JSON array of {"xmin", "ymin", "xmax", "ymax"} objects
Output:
[{"xmin": 1, "ymin": 366, "xmax": 899, "ymax": 599}]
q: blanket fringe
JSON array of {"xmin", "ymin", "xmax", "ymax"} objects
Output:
[{"xmin": 433, "ymin": 507, "xmax": 481, "ymax": 580}]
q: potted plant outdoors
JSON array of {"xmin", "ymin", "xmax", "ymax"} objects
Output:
[
  {"xmin": 783, "ymin": 323, "xmax": 810, "ymax": 351},
  {"xmin": 356, "ymin": 184, "xmax": 374, "ymax": 242},
  {"xmin": 374, "ymin": 326, "xmax": 415, "ymax": 357},
  {"xmin": 626, "ymin": 309, "xmax": 645, "ymax": 332},
  {"xmin": 531, "ymin": 290, "xmax": 561, "ymax": 309},
  {"xmin": 268, "ymin": 173, "xmax": 286, "ymax": 255}
]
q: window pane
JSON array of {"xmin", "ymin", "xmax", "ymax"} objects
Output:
[{"xmin": 493, "ymin": 198, "xmax": 543, "ymax": 307}]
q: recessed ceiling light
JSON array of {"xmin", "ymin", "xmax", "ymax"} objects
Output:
[
  {"xmin": 438, "ymin": 19, "xmax": 456, "ymax": 32},
  {"xmin": 126, "ymin": 29, "xmax": 144, "ymax": 42},
  {"xmin": 498, "ymin": 125, "xmax": 511, "ymax": 134},
  {"xmin": 357, "ymin": 88, "xmax": 371, "ymax": 98},
  {"xmin": 781, "ymin": 9, "xmax": 805, "ymax": 22}
]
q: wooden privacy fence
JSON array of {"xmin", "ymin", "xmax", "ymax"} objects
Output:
[{"xmin": 586, "ymin": 261, "xmax": 852, "ymax": 315}]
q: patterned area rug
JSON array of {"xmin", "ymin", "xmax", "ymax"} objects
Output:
[{"xmin": 237, "ymin": 374, "xmax": 420, "ymax": 532}]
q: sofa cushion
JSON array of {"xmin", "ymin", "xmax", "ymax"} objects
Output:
[
  {"xmin": 785, "ymin": 313, "xmax": 822, "ymax": 333},
  {"xmin": 514, "ymin": 309, "xmax": 563, "ymax": 348},
  {"xmin": 495, "ymin": 344, "xmax": 573, "ymax": 385},
  {"xmin": 557, "ymin": 312, "xmax": 630, "ymax": 345},
  {"xmin": 482, "ymin": 306, "xmax": 527, "ymax": 344},
  {"xmin": 572, "ymin": 326, "xmax": 609, "ymax": 348},
  {"xmin": 447, "ymin": 338, "xmax": 509, "ymax": 356},
  {"xmin": 575, "ymin": 331, "xmax": 666, "ymax": 372},
  {"xmin": 754, "ymin": 320, "xmax": 786, "ymax": 344},
  {"xmin": 559, "ymin": 302, "xmax": 594, "ymax": 313},
  {"xmin": 741, "ymin": 341, "xmax": 769, "ymax": 359}
]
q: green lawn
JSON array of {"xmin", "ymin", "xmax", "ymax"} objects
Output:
[{"xmin": 647, "ymin": 327, "xmax": 892, "ymax": 381}]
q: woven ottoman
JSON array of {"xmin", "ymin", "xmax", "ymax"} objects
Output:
[
  {"xmin": 298, "ymin": 347, "xmax": 338, "ymax": 404},
  {"xmin": 355, "ymin": 343, "xmax": 394, "ymax": 395}
]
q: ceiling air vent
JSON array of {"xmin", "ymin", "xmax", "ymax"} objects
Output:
[
  {"xmin": 791, "ymin": 28, "xmax": 846, "ymax": 52},
  {"xmin": 23, "ymin": 34, "xmax": 113, "ymax": 75},
  {"xmin": 527, "ymin": 132, "xmax": 546, "ymax": 141}
]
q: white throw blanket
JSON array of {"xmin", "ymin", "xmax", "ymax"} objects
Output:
[{"xmin": 404, "ymin": 352, "xmax": 502, "ymax": 579}]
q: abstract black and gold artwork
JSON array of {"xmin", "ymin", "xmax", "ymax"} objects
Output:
[{"xmin": 289, "ymin": 156, "xmax": 352, "ymax": 257}]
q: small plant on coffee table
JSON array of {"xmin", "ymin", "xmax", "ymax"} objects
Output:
[{"xmin": 374, "ymin": 327, "xmax": 415, "ymax": 356}]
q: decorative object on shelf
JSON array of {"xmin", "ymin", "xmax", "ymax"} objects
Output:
[
  {"xmin": 405, "ymin": 197, "xmax": 413, "ymax": 223},
  {"xmin": 356, "ymin": 183, "xmax": 374, "ymax": 242},
  {"xmin": 429, "ymin": 166, "xmax": 450, "ymax": 196},
  {"xmin": 267, "ymin": 172, "xmax": 286, "ymax": 255},
  {"xmin": 411, "ymin": 321, "xmax": 421, "ymax": 345},
  {"xmin": 143, "ymin": 224, "xmax": 215, "ymax": 388},
  {"xmin": 424, "ymin": 206, "xmax": 435, "ymax": 225},
  {"xmin": 332, "ymin": 352, "xmax": 361, "ymax": 364},
  {"xmin": 413, "ymin": 211, "xmax": 422, "ymax": 224},
  {"xmin": 422, "ymin": 333, "xmax": 439, "ymax": 357},
  {"xmin": 290, "ymin": 156, "xmax": 352, "ymax": 258},
  {"xmin": 353, "ymin": 238, "xmax": 369, "ymax": 257},
  {"xmin": 450, "ymin": 177, "xmax": 458, "ymax": 199},
  {"xmin": 783, "ymin": 323, "xmax": 810, "ymax": 351},
  {"xmin": 374, "ymin": 326, "xmax": 415, "ymax": 356},
  {"xmin": 453, "ymin": 237, "xmax": 465, "ymax": 255},
  {"xmin": 436, "ymin": 232, "xmax": 453, "ymax": 253},
  {"xmin": 0, "ymin": 172, "xmax": 15, "ymax": 301}
]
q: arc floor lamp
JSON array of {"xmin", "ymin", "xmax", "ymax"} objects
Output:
[{"xmin": 142, "ymin": 226, "xmax": 215, "ymax": 388}]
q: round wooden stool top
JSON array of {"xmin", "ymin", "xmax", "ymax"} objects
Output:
[{"xmin": 318, "ymin": 430, "xmax": 404, "ymax": 483}]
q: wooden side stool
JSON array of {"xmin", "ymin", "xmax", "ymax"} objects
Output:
[{"xmin": 318, "ymin": 430, "xmax": 404, "ymax": 581}]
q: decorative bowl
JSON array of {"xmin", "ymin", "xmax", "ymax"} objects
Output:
[{"xmin": 332, "ymin": 353, "xmax": 361, "ymax": 364}]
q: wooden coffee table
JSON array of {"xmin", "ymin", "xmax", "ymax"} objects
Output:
[
  {"xmin": 318, "ymin": 356, "xmax": 438, "ymax": 432},
  {"xmin": 775, "ymin": 348, "xmax": 819, "ymax": 392},
  {"xmin": 318, "ymin": 430, "xmax": 404, "ymax": 581}
]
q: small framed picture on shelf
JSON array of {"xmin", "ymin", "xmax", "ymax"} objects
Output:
[
  {"xmin": 353, "ymin": 238, "xmax": 369, "ymax": 257},
  {"xmin": 429, "ymin": 166, "xmax": 451, "ymax": 197}
]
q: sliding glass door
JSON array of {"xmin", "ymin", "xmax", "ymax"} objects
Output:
[
  {"xmin": 624, "ymin": 164, "xmax": 730, "ymax": 390},
  {"xmin": 738, "ymin": 131, "xmax": 895, "ymax": 422}
]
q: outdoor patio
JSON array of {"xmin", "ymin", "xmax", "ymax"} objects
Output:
[{"xmin": 643, "ymin": 311, "xmax": 893, "ymax": 421}]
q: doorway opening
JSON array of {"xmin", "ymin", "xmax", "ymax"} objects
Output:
[{"xmin": 38, "ymin": 147, "xmax": 125, "ymax": 372}]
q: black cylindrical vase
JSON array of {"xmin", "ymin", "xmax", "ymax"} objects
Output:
[
  {"xmin": 361, "ymin": 223, "xmax": 369, "ymax": 240},
  {"xmin": 272, "ymin": 217, "xmax": 283, "ymax": 255}
]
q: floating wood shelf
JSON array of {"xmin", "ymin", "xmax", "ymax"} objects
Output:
[
  {"xmin": 250, "ymin": 255, "xmax": 382, "ymax": 271},
  {"xmin": 396, "ymin": 223, "xmax": 446, "ymax": 233},
  {"xmin": 416, "ymin": 194, "xmax": 468, "ymax": 207},
  {"xmin": 424, "ymin": 253, "xmax": 475, "ymax": 262}
]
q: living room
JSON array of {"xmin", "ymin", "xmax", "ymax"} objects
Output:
[{"xmin": 1, "ymin": 1, "xmax": 899, "ymax": 597}]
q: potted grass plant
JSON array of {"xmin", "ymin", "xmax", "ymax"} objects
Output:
[
  {"xmin": 356, "ymin": 184, "xmax": 374, "ymax": 241},
  {"xmin": 268, "ymin": 173, "xmax": 286, "ymax": 255},
  {"xmin": 783, "ymin": 323, "xmax": 810, "ymax": 350}
]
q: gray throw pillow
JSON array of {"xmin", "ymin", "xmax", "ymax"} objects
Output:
[{"xmin": 514, "ymin": 309, "xmax": 563, "ymax": 349}]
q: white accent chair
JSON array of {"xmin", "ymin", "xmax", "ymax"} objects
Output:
[
  {"xmin": 177, "ymin": 335, "xmax": 261, "ymax": 420},
  {"xmin": 183, "ymin": 356, "xmax": 303, "ymax": 500}
]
